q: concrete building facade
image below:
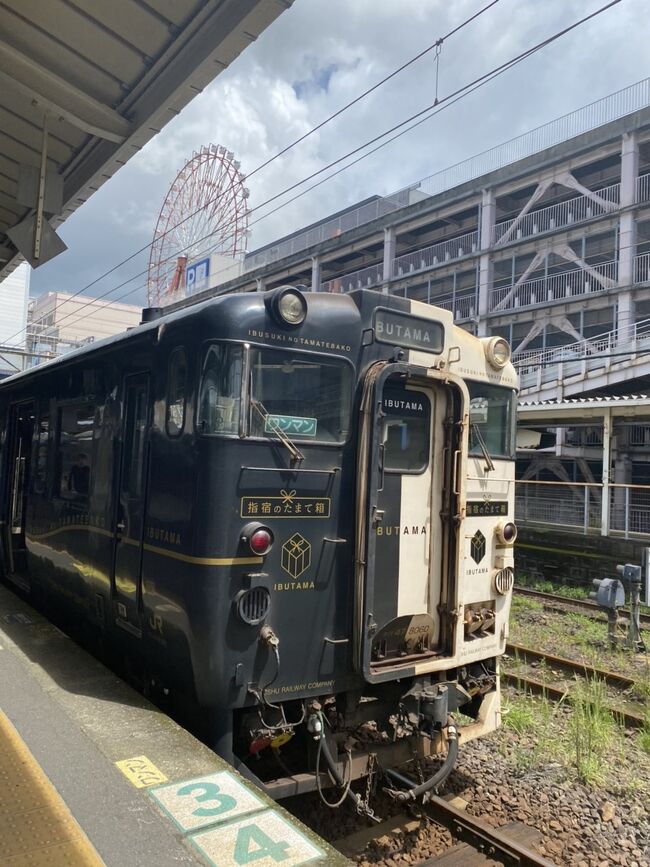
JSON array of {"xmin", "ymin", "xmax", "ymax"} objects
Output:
[
  {"xmin": 0, "ymin": 263, "xmax": 30, "ymax": 377},
  {"xmin": 27, "ymin": 292, "xmax": 142, "ymax": 364}
]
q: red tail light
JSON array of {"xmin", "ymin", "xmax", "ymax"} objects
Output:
[
  {"xmin": 250, "ymin": 528, "xmax": 273, "ymax": 555},
  {"xmin": 241, "ymin": 523, "xmax": 274, "ymax": 555}
]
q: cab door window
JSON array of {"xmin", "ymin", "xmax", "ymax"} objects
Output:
[{"xmin": 382, "ymin": 383, "xmax": 431, "ymax": 473}]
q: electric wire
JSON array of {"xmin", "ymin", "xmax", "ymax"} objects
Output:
[{"xmin": 14, "ymin": 0, "xmax": 624, "ymax": 349}]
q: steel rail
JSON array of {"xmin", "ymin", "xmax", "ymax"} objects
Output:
[
  {"xmin": 505, "ymin": 642, "xmax": 637, "ymax": 690},
  {"xmin": 515, "ymin": 587, "xmax": 650, "ymax": 628},
  {"xmin": 420, "ymin": 796, "xmax": 555, "ymax": 867},
  {"xmin": 502, "ymin": 673, "xmax": 646, "ymax": 729}
]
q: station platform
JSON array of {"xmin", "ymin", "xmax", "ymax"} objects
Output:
[{"xmin": 0, "ymin": 583, "xmax": 347, "ymax": 866}]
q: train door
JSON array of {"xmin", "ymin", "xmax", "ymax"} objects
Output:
[
  {"xmin": 358, "ymin": 369, "xmax": 451, "ymax": 678},
  {"xmin": 3, "ymin": 401, "xmax": 35, "ymax": 581},
  {"xmin": 112, "ymin": 373, "xmax": 150, "ymax": 637}
]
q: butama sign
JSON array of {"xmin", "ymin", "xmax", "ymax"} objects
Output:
[{"xmin": 374, "ymin": 309, "xmax": 443, "ymax": 353}]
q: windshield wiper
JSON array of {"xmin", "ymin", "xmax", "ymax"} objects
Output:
[
  {"xmin": 251, "ymin": 398, "xmax": 305, "ymax": 464},
  {"xmin": 471, "ymin": 423, "xmax": 495, "ymax": 472}
]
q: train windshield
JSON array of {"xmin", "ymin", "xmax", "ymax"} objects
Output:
[
  {"xmin": 198, "ymin": 343, "xmax": 352, "ymax": 443},
  {"xmin": 468, "ymin": 383, "xmax": 516, "ymax": 460}
]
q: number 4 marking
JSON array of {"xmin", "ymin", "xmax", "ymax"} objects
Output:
[{"xmin": 234, "ymin": 823, "xmax": 290, "ymax": 864}]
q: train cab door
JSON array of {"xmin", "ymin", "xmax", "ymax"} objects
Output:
[
  {"xmin": 2, "ymin": 401, "xmax": 35, "ymax": 583},
  {"xmin": 112, "ymin": 373, "xmax": 150, "ymax": 638},
  {"xmin": 358, "ymin": 369, "xmax": 450, "ymax": 678}
]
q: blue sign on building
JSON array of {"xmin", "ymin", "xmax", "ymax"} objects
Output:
[{"xmin": 186, "ymin": 257, "xmax": 210, "ymax": 294}]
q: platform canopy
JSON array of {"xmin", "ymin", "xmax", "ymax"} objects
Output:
[{"xmin": 0, "ymin": 0, "xmax": 292, "ymax": 279}]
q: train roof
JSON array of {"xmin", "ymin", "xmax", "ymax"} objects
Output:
[{"xmin": 0, "ymin": 289, "xmax": 365, "ymax": 388}]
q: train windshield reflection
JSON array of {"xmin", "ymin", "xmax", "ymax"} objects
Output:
[{"xmin": 198, "ymin": 342, "xmax": 352, "ymax": 443}]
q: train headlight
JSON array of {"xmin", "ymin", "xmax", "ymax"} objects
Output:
[
  {"xmin": 268, "ymin": 286, "xmax": 307, "ymax": 326},
  {"xmin": 484, "ymin": 336, "xmax": 511, "ymax": 369},
  {"xmin": 495, "ymin": 521, "xmax": 517, "ymax": 545},
  {"xmin": 241, "ymin": 523, "xmax": 274, "ymax": 555}
]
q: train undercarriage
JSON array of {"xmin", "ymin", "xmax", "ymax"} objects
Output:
[{"xmin": 235, "ymin": 660, "xmax": 499, "ymax": 815}]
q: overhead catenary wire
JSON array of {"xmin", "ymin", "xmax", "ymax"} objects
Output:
[
  {"xmin": 17, "ymin": 0, "xmax": 504, "ymax": 340},
  {"xmin": 18, "ymin": 0, "xmax": 624, "ymax": 346}
]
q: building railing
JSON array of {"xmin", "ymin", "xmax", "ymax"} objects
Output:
[
  {"xmin": 515, "ymin": 317, "xmax": 650, "ymax": 372},
  {"xmin": 244, "ymin": 78, "xmax": 650, "ymax": 273},
  {"xmin": 414, "ymin": 78, "xmax": 650, "ymax": 199},
  {"xmin": 490, "ymin": 260, "xmax": 617, "ymax": 312},
  {"xmin": 634, "ymin": 251, "xmax": 650, "ymax": 283},
  {"xmin": 245, "ymin": 192, "xmax": 412, "ymax": 271},
  {"xmin": 626, "ymin": 425, "xmax": 650, "ymax": 446},
  {"xmin": 566, "ymin": 427, "xmax": 604, "ymax": 447},
  {"xmin": 516, "ymin": 318, "xmax": 650, "ymax": 391},
  {"xmin": 434, "ymin": 292, "xmax": 477, "ymax": 322},
  {"xmin": 493, "ymin": 182, "xmax": 620, "ymax": 246},
  {"xmin": 393, "ymin": 230, "xmax": 479, "ymax": 277},
  {"xmin": 320, "ymin": 263, "xmax": 383, "ymax": 294},
  {"xmin": 636, "ymin": 171, "xmax": 650, "ymax": 203}
]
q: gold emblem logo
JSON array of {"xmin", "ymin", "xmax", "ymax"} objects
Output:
[{"xmin": 281, "ymin": 533, "xmax": 311, "ymax": 579}]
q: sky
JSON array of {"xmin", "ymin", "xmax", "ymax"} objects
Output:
[{"xmin": 28, "ymin": 0, "xmax": 650, "ymax": 310}]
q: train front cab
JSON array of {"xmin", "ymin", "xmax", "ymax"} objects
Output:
[{"xmin": 351, "ymin": 321, "xmax": 517, "ymax": 760}]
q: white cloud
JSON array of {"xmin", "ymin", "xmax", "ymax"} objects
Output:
[{"xmin": 31, "ymin": 0, "xmax": 649, "ymax": 303}]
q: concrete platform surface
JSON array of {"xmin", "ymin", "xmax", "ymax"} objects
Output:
[{"xmin": 0, "ymin": 583, "xmax": 348, "ymax": 866}]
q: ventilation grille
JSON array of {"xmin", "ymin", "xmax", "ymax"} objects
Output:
[
  {"xmin": 238, "ymin": 587, "xmax": 271, "ymax": 625},
  {"xmin": 494, "ymin": 567, "xmax": 515, "ymax": 595}
]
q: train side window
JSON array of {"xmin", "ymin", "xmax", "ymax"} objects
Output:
[
  {"xmin": 166, "ymin": 348, "xmax": 187, "ymax": 437},
  {"xmin": 33, "ymin": 411, "xmax": 50, "ymax": 495},
  {"xmin": 382, "ymin": 385, "xmax": 431, "ymax": 474},
  {"xmin": 56, "ymin": 405, "xmax": 95, "ymax": 499},
  {"xmin": 123, "ymin": 383, "xmax": 148, "ymax": 497},
  {"xmin": 198, "ymin": 344, "xmax": 242, "ymax": 435}
]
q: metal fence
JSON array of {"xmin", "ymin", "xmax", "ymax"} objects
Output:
[
  {"xmin": 516, "ymin": 480, "xmax": 650, "ymax": 539},
  {"xmin": 490, "ymin": 259, "xmax": 617, "ymax": 312},
  {"xmin": 493, "ymin": 182, "xmax": 620, "ymax": 246},
  {"xmin": 609, "ymin": 485, "xmax": 650, "ymax": 538},
  {"xmin": 516, "ymin": 481, "xmax": 602, "ymax": 534},
  {"xmin": 393, "ymin": 230, "xmax": 479, "ymax": 277}
]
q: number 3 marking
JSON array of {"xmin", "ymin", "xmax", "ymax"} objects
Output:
[{"xmin": 176, "ymin": 781, "xmax": 237, "ymax": 817}]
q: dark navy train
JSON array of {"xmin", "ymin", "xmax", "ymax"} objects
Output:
[{"xmin": 0, "ymin": 286, "xmax": 518, "ymax": 811}]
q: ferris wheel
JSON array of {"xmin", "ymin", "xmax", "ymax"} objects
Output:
[{"xmin": 147, "ymin": 144, "xmax": 250, "ymax": 306}]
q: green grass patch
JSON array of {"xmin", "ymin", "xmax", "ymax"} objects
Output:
[
  {"xmin": 569, "ymin": 679, "xmax": 616, "ymax": 785},
  {"xmin": 503, "ymin": 697, "xmax": 536, "ymax": 733}
]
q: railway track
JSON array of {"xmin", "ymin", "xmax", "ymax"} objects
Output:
[
  {"xmin": 505, "ymin": 642, "xmax": 637, "ymax": 690},
  {"xmin": 334, "ymin": 794, "xmax": 554, "ymax": 866},
  {"xmin": 503, "ymin": 642, "xmax": 646, "ymax": 729},
  {"xmin": 515, "ymin": 586, "xmax": 650, "ymax": 629}
]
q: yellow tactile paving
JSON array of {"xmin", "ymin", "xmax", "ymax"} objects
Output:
[{"xmin": 0, "ymin": 710, "xmax": 104, "ymax": 866}]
